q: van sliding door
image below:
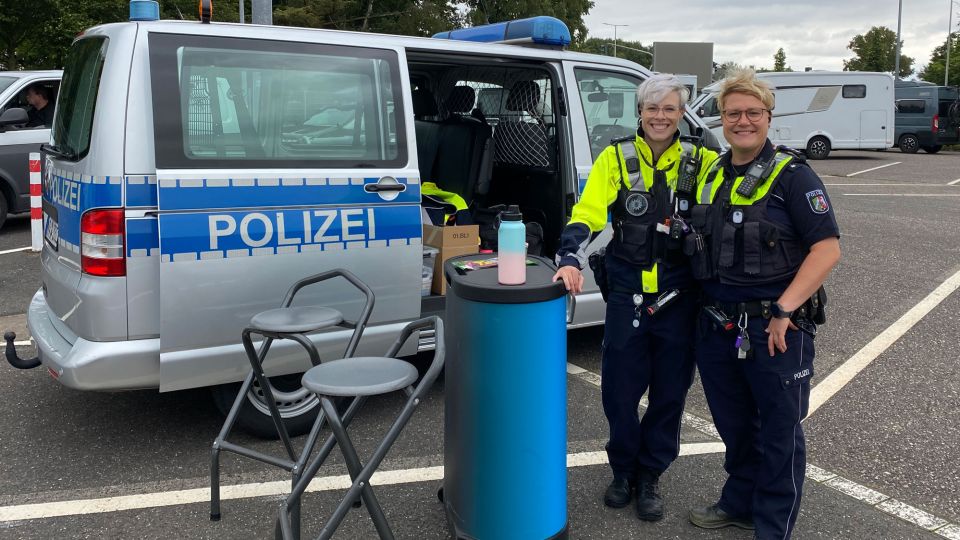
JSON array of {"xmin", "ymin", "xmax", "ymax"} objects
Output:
[{"xmin": 148, "ymin": 33, "xmax": 421, "ymax": 391}]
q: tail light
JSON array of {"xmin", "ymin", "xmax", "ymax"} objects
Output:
[
  {"xmin": 81, "ymin": 209, "xmax": 126, "ymax": 276},
  {"xmin": 932, "ymin": 114, "xmax": 939, "ymax": 131}
]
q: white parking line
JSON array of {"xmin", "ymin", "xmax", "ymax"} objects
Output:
[
  {"xmin": 842, "ymin": 193, "xmax": 960, "ymax": 197},
  {"xmin": 808, "ymin": 266, "xmax": 960, "ymax": 416},
  {"xmin": 0, "ymin": 247, "xmax": 31, "ymax": 255},
  {"xmin": 847, "ymin": 161, "xmax": 901, "ymax": 176},
  {"xmin": 948, "ymin": 178, "xmax": 960, "ymax": 186}
]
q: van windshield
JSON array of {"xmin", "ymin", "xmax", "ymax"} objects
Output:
[
  {"xmin": 51, "ymin": 37, "xmax": 108, "ymax": 160},
  {"xmin": 0, "ymin": 77, "xmax": 16, "ymax": 95}
]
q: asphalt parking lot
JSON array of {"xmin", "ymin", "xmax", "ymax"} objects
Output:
[{"xmin": 0, "ymin": 148, "xmax": 958, "ymax": 539}]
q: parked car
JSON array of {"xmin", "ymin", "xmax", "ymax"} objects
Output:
[
  {"xmin": 0, "ymin": 70, "xmax": 62, "ymax": 228},
  {"xmin": 894, "ymin": 80, "xmax": 960, "ymax": 153}
]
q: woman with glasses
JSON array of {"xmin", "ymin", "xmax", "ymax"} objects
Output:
[
  {"xmin": 686, "ymin": 69, "xmax": 840, "ymax": 540},
  {"xmin": 553, "ymin": 74, "xmax": 718, "ymax": 522}
]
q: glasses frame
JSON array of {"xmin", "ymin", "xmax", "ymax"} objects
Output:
[
  {"xmin": 641, "ymin": 104, "xmax": 683, "ymax": 117},
  {"xmin": 720, "ymin": 108, "xmax": 770, "ymax": 123}
]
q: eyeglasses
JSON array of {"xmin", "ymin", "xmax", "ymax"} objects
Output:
[
  {"xmin": 721, "ymin": 108, "xmax": 769, "ymax": 122},
  {"xmin": 642, "ymin": 105, "xmax": 682, "ymax": 116}
]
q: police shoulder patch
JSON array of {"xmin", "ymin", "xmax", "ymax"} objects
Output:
[{"xmin": 806, "ymin": 189, "xmax": 830, "ymax": 214}]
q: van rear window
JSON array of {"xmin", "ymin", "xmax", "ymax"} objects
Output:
[
  {"xmin": 149, "ymin": 34, "xmax": 405, "ymax": 169},
  {"xmin": 896, "ymin": 99, "xmax": 925, "ymax": 114},
  {"xmin": 51, "ymin": 37, "xmax": 108, "ymax": 161}
]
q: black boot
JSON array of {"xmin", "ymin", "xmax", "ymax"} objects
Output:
[
  {"xmin": 635, "ymin": 468, "xmax": 663, "ymax": 521},
  {"xmin": 603, "ymin": 476, "xmax": 634, "ymax": 508}
]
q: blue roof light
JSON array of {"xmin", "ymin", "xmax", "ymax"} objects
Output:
[
  {"xmin": 433, "ymin": 16, "xmax": 572, "ymax": 48},
  {"xmin": 129, "ymin": 0, "xmax": 160, "ymax": 21}
]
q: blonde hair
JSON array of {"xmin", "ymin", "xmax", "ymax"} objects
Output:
[{"xmin": 718, "ymin": 68, "xmax": 775, "ymax": 111}]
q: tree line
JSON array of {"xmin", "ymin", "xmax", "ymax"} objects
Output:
[{"xmin": 1, "ymin": 3, "xmax": 957, "ymax": 87}]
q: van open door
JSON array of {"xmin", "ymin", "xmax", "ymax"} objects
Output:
[{"xmin": 147, "ymin": 32, "xmax": 422, "ymax": 391}]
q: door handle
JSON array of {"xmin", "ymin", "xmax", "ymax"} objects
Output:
[{"xmin": 364, "ymin": 176, "xmax": 406, "ymax": 201}]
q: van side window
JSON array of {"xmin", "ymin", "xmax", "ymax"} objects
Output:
[
  {"xmin": 574, "ymin": 69, "xmax": 641, "ymax": 160},
  {"xmin": 51, "ymin": 37, "xmax": 108, "ymax": 161},
  {"xmin": 148, "ymin": 34, "xmax": 405, "ymax": 169},
  {"xmin": 896, "ymin": 99, "xmax": 925, "ymax": 114},
  {"xmin": 842, "ymin": 85, "xmax": 866, "ymax": 99}
]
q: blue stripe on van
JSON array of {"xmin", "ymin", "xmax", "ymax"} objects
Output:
[
  {"xmin": 126, "ymin": 176, "xmax": 158, "ymax": 207},
  {"xmin": 44, "ymin": 170, "xmax": 123, "ymax": 247},
  {"xmin": 157, "ymin": 176, "xmax": 420, "ymax": 211},
  {"xmin": 127, "ymin": 218, "xmax": 159, "ymax": 257},
  {"xmin": 158, "ymin": 204, "xmax": 422, "ymax": 261}
]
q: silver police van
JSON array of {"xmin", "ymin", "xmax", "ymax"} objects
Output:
[{"xmin": 19, "ymin": 11, "xmax": 719, "ymax": 436}]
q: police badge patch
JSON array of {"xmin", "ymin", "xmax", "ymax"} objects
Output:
[
  {"xmin": 625, "ymin": 193, "xmax": 650, "ymax": 216},
  {"xmin": 806, "ymin": 189, "xmax": 829, "ymax": 214}
]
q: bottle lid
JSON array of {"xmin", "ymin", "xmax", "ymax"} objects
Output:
[{"xmin": 501, "ymin": 204, "xmax": 522, "ymax": 221}]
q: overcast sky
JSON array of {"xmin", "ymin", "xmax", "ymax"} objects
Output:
[{"xmin": 583, "ymin": 0, "xmax": 958, "ymax": 73}]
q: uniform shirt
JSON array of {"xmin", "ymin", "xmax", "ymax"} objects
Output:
[
  {"xmin": 701, "ymin": 140, "xmax": 840, "ymax": 302},
  {"xmin": 27, "ymin": 105, "xmax": 54, "ymax": 128},
  {"xmin": 556, "ymin": 129, "xmax": 719, "ymax": 292}
]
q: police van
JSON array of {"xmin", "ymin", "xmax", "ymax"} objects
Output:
[{"xmin": 18, "ymin": 7, "xmax": 720, "ymax": 435}]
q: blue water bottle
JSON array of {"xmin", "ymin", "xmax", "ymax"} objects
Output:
[{"xmin": 498, "ymin": 205, "xmax": 526, "ymax": 285}]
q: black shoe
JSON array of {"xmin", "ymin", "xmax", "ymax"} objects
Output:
[
  {"xmin": 603, "ymin": 477, "xmax": 634, "ymax": 508},
  {"xmin": 635, "ymin": 469, "xmax": 663, "ymax": 521},
  {"xmin": 689, "ymin": 503, "xmax": 755, "ymax": 530}
]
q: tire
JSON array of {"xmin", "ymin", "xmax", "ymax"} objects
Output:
[
  {"xmin": 211, "ymin": 373, "xmax": 321, "ymax": 439},
  {"xmin": 921, "ymin": 145, "xmax": 942, "ymax": 154},
  {"xmin": 805, "ymin": 136, "xmax": 831, "ymax": 160},
  {"xmin": 0, "ymin": 192, "xmax": 7, "ymax": 230},
  {"xmin": 898, "ymin": 134, "xmax": 919, "ymax": 153}
]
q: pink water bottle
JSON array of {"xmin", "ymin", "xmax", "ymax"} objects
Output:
[{"xmin": 497, "ymin": 205, "xmax": 526, "ymax": 285}]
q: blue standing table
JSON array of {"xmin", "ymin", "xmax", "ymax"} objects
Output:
[{"xmin": 442, "ymin": 253, "xmax": 568, "ymax": 540}]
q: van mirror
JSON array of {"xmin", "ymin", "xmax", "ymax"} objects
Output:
[
  {"xmin": 587, "ymin": 91, "xmax": 608, "ymax": 103},
  {"xmin": 608, "ymin": 92, "xmax": 624, "ymax": 118},
  {"xmin": 0, "ymin": 107, "xmax": 29, "ymax": 128}
]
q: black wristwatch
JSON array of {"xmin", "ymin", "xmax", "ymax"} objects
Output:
[{"xmin": 771, "ymin": 302, "xmax": 794, "ymax": 319}]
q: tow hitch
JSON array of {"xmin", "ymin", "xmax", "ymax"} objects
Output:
[{"xmin": 4, "ymin": 332, "xmax": 41, "ymax": 369}]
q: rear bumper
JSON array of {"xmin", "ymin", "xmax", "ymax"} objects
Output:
[{"xmin": 27, "ymin": 289, "xmax": 160, "ymax": 391}]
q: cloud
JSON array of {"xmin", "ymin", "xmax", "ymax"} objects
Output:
[{"xmin": 584, "ymin": 0, "xmax": 955, "ymax": 71}]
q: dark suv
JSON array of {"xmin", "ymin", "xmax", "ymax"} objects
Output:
[
  {"xmin": 0, "ymin": 70, "xmax": 62, "ymax": 228},
  {"xmin": 894, "ymin": 81, "xmax": 960, "ymax": 154}
]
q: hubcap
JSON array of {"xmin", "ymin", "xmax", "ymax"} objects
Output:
[{"xmin": 246, "ymin": 374, "xmax": 319, "ymax": 418}]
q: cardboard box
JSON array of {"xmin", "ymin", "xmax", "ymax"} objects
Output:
[{"xmin": 423, "ymin": 224, "xmax": 479, "ymax": 295}]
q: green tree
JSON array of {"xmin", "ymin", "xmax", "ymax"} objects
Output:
[
  {"xmin": 712, "ymin": 61, "xmax": 746, "ymax": 81},
  {"xmin": 919, "ymin": 33, "xmax": 960, "ymax": 86},
  {"xmin": 273, "ymin": 0, "xmax": 460, "ymax": 36},
  {"xmin": 0, "ymin": 0, "xmax": 56, "ymax": 69},
  {"xmin": 773, "ymin": 47, "xmax": 787, "ymax": 71},
  {"xmin": 462, "ymin": 0, "xmax": 594, "ymax": 45},
  {"xmin": 843, "ymin": 26, "xmax": 914, "ymax": 77}
]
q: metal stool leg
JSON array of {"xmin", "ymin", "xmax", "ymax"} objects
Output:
[{"xmin": 316, "ymin": 397, "xmax": 394, "ymax": 540}]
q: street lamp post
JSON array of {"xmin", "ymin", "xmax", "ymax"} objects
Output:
[
  {"xmin": 947, "ymin": 0, "xmax": 956, "ymax": 86},
  {"xmin": 895, "ymin": 0, "xmax": 903, "ymax": 78},
  {"xmin": 602, "ymin": 22, "xmax": 629, "ymax": 58}
]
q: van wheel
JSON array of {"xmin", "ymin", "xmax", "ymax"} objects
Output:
[
  {"xmin": 898, "ymin": 134, "xmax": 919, "ymax": 153},
  {"xmin": 211, "ymin": 373, "xmax": 321, "ymax": 439},
  {"xmin": 805, "ymin": 136, "xmax": 831, "ymax": 160},
  {"xmin": 921, "ymin": 145, "xmax": 942, "ymax": 154},
  {"xmin": 0, "ymin": 192, "xmax": 8, "ymax": 230}
]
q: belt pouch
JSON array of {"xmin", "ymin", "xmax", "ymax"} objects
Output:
[
  {"xmin": 743, "ymin": 222, "xmax": 761, "ymax": 275},
  {"xmin": 718, "ymin": 222, "xmax": 737, "ymax": 268}
]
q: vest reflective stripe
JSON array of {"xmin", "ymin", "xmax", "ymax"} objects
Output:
[
  {"xmin": 697, "ymin": 161, "xmax": 723, "ymax": 203},
  {"xmin": 701, "ymin": 152, "xmax": 793, "ymax": 204},
  {"xmin": 617, "ymin": 141, "xmax": 644, "ymax": 191},
  {"xmin": 422, "ymin": 181, "xmax": 468, "ymax": 210}
]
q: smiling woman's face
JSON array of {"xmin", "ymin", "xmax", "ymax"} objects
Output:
[
  {"xmin": 639, "ymin": 91, "xmax": 683, "ymax": 145},
  {"xmin": 721, "ymin": 92, "xmax": 770, "ymax": 157}
]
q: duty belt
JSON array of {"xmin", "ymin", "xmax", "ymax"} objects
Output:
[{"xmin": 707, "ymin": 299, "xmax": 812, "ymax": 320}]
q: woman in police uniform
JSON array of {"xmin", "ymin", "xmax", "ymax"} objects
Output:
[
  {"xmin": 553, "ymin": 74, "xmax": 718, "ymax": 522},
  {"xmin": 686, "ymin": 69, "xmax": 841, "ymax": 540}
]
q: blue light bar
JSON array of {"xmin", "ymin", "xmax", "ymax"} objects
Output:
[
  {"xmin": 129, "ymin": 0, "xmax": 160, "ymax": 21},
  {"xmin": 433, "ymin": 16, "xmax": 572, "ymax": 47}
]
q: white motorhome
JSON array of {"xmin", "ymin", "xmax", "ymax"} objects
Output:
[{"xmin": 692, "ymin": 71, "xmax": 895, "ymax": 159}]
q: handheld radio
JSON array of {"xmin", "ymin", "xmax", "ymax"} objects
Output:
[{"xmin": 735, "ymin": 158, "xmax": 773, "ymax": 198}]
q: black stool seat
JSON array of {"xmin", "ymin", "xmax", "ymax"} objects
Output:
[
  {"xmin": 250, "ymin": 306, "xmax": 344, "ymax": 334},
  {"xmin": 302, "ymin": 357, "xmax": 418, "ymax": 397}
]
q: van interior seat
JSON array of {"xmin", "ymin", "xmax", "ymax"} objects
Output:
[
  {"xmin": 430, "ymin": 85, "xmax": 494, "ymax": 204},
  {"xmin": 412, "ymin": 88, "xmax": 441, "ymax": 183}
]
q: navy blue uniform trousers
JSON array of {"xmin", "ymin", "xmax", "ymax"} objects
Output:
[
  {"xmin": 697, "ymin": 314, "xmax": 815, "ymax": 540},
  {"xmin": 601, "ymin": 290, "xmax": 697, "ymax": 479}
]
